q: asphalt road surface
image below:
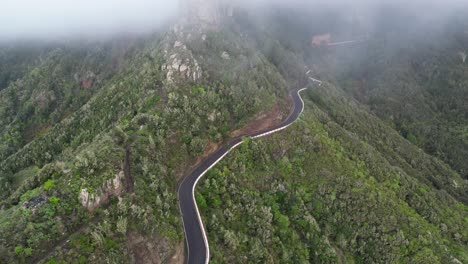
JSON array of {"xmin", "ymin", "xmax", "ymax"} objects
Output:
[{"xmin": 178, "ymin": 87, "xmax": 309, "ymax": 264}]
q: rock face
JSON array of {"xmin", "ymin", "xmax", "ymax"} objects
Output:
[
  {"xmin": 161, "ymin": 39, "xmax": 203, "ymax": 83},
  {"xmin": 160, "ymin": 0, "xmax": 237, "ymax": 83},
  {"xmin": 79, "ymin": 171, "xmax": 125, "ymax": 211}
]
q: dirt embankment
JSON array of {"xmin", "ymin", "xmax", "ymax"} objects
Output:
[
  {"xmin": 126, "ymin": 232, "xmax": 184, "ymax": 264},
  {"xmin": 177, "ymin": 139, "xmax": 222, "ymax": 182},
  {"xmin": 230, "ymin": 100, "xmax": 290, "ymax": 137}
]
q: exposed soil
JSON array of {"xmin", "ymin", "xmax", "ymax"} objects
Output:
[
  {"xmin": 231, "ymin": 100, "xmax": 291, "ymax": 137},
  {"xmin": 127, "ymin": 232, "xmax": 181, "ymax": 264},
  {"xmin": 199, "ymin": 140, "xmax": 221, "ymax": 163},
  {"xmin": 169, "ymin": 242, "xmax": 185, "ymax": 264},
  {"xmin": 127, "ymin": 232, "xmax": 159, "ymax": 263},
  {"xmin": 82, "ymin": 79, "xmax": 93, "ymax": 89}
]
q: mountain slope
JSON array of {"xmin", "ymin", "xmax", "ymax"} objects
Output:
[
  {"xmin": 0, "ymin": 23, "xmax": 291, "ymax": 262},
  {"xmin": 198, "ymin": 83, "xmax": 467, "ymax": 263}
]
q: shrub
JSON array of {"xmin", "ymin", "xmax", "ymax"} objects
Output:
[
  {"xmin": 49, "ymin": 196, "xmax": 60, "ymax": 205},
  {"xmin": 14, "ymin": 245, "xmax": 23, "ymax": 255},
  {"xmin": 44, "ymin": 179, "xmax": 56, "ymax": 191}
]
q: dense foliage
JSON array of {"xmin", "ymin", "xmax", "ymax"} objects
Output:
[
  {"xmin": 198, "ymin": 85, "xmax": 467, "ymax": 263},
  {"xmin": 0, "ymin": 27, "xmax": 289, "ymax": 263}
]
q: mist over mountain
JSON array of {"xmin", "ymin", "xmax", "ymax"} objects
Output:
[
  {"xmin": 0, "ymin": 0, "xmax": 467, "ymax": 263},
  {"xmin": 0, "ymin": 0, "xmax": 178, "ymax": 40},
  {"xmin": 1, "ymin": 0, "xmax": 468, "ymax": 41}
]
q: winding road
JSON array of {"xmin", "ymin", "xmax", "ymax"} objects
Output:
[{"xmin": 178, "ymin": 86, "xmax": 311, "ymax": 264}]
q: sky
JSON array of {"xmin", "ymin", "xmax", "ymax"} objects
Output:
[{"xmin": 0, "ymin": 0, "xmax": 179, "ymax": 40}]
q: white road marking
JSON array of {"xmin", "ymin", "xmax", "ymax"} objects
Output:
[
  {"xmin": 181, "ymin": 76, "xmax": 320, "ymax": 264},
  {"xmin": 191, "ymin": 141, "xmax": 243, "ymax": 264}
]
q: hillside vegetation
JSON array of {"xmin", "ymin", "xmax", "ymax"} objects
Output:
[
  {"xmin": 198, "ymin": 84, "xmax": 467, "ymax": 263},
  {"xmin": 0, "ymin": 26, "xmax": 290, "ymax": 263}
]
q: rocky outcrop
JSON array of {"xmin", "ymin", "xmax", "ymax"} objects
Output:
[
  {"xmin": 161, "ymin": 39, "xmax": 202, "ymax": 83},
  {"xmin": 79, "ymin": 171, "xmax": 125, "ymax": 211},
  {"xmin": 221, "ymin": 51, "xmax": 230, "ymax": 60},
  {"xmin": 160, "ymin": 0, "xmax": 240, "ymax": 83}
]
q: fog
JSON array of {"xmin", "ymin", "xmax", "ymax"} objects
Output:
[
  {"xmin": 0, "ymin": 0, "xmax": 178, "ymax": 40},
  {"xmin": 1, "ymin": 0, "xmax": 468, "ymax": 41},
  {"xmin": 236, "ymin": 0, "xmax": 468, "ymax": 25}
]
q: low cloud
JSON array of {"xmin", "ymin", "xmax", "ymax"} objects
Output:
[
  {"xmin": 1, "ymin": 0, "xmax": 467, "ymax": 41},
  {"xmin": 0, "ymin": 0, "xmax": 178, "ymax": 40}
]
